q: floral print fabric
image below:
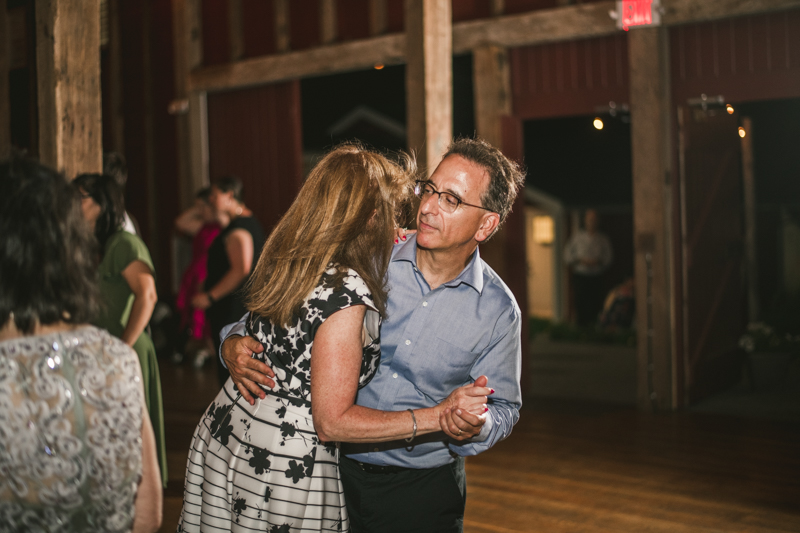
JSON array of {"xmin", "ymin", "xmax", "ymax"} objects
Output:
[{"xmin": 178, "ymin": 268, "xmax": 381, "ymax": 532}]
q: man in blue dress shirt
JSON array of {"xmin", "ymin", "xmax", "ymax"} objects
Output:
[{"xmin": 220, "ymin": 138, "xmax": 525, "ymax": 532}]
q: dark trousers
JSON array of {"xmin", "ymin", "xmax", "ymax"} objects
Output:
[
  {"xmin": 340, "ymin": 455, "xmax": 466, "ymax": 533},
  {"xmin": 573, "ymin": 273, "xmax": 604, "ymax": 326}
]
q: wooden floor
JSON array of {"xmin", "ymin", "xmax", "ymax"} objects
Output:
[{"xmin": 158, "ymin": 361, "xmax": 800, "ymax": 533}]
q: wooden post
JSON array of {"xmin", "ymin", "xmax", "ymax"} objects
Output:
[
  {"xmin": 405, "ymin": 0, "xmax": 452, "ymax": 175},
  {"xmin": 173, "ymin": 0, "xmax": 208, "ymax": 208},
  {"xmin": 629, "ymin": 26, "xmax": 675, "ymax": 411},
  {"xmin": 36, "ymin": 0, "xmax": 102, "ymax": 178},
  {"xmin": 473, "ymin": 44, "xmax": 512, "ymax": 277},
  {"xmin": 369, "ymin": 0, "xmax": 387, "ymax": 35},
  {"xmin": 275, "ymin": 0, "xmax": 290, "ymax": 53},
  {"xmin": 0, "ymin": 3, "xmax": 10, "ymax": 157},
  {"xmin": 228, "ymin": 0, "xmax": 244, "ymax": 61},
  {"xmin": 106, "ymin": 0, "xmax": 125, "ymax": 154},
  {"xmin": 741, "ymin": 117, "xmax": 759, "ymax": 322},
  {"xmin": 321, "ymin": 0, "xmax": 337, "ymax": 45}
]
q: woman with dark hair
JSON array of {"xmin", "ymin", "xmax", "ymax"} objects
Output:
[
  {"xmin": 191, "ymin": 175, "xmax": 265, "ymax": 386},
  {"xmin": 0, "ymin": 157, "xmax": 162, "ymax": 532},
  {"xmin": 72, "ymin": 173, "xmax": 168, "ymax": 488},
  {"xmin": 177, "ymin": 145, "xmax": 490, "ymax": 532}
]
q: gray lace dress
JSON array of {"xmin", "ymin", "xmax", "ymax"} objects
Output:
[{"xmin": 0, "ymin": 326, "xmax": 145, "ymax": 533}]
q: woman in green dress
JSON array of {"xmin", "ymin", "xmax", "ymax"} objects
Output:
[{"xmin": 73, "ymin": 173, "xmax": 168, "ymax": 488}]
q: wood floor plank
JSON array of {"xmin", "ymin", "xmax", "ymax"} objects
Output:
[{"xmin": 157, "ymin": 360, "xmax": 800, "ymax": 532}]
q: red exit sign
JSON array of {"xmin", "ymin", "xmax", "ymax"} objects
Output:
[{"xmin": 616, "ymin": 0, "xmax": 662, "ymax": 31}]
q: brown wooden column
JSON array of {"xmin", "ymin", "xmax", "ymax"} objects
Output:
[
  {"xmin": 629, "ymin": 27, "xmax": 675, "ymax": 411},
  {"xmin": 36, "ymin": 0, "xmax": 102, "ymax": 178},
  {"xmin": 405, "ymin": 0, "xmax": 452, "ymax": 174},
  {"xmin": 0, "ymin": 3, "xmax": 10, "ymax": 157},
  {"xmin": 473, "ymin": 44, "xmax": 512, "ymax": 277},
  {"xmin": 173, "ymin": 0, "xmax": 208, "ymax": 208}
]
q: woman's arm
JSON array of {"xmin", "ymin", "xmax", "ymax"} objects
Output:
[
  {"xmin": 132, "ymin": 405, "xmax": 163, "ymax": 533},
  {"xmin": 310, "ymin": 305, "xmax": 490, "ymax": 443},
  {"xmin": 120, "ymin": 260, "xmax": 158, "ymax": 346},
  {"xmin": 193, "ymin": 228, "xmax": 254, "ymax": 309},
  {"xmin": 174, "ymin": 203, "xmax": 204, "ymax": 236}
]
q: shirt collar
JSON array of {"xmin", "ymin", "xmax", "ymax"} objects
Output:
[{"xmin": 392, "ymin": 234, "xmax": 485, "ymax": 294}]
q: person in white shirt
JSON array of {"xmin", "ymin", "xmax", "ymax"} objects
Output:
[{"xmin": 564, "ymin": 208, "xmax": 613, "ymax": 326}]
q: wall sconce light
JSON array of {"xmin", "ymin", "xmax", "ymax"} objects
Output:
[
  {"xmin": 738, "ymin": 127, "xmax": 746, "ymax": 138},
  {"xmin": 593, "ymin": 118, "xmax": 604, "ymax": 130},
  {"xmin": 533, "ymin": 216, "xmax": 555, "ymax": 245}
]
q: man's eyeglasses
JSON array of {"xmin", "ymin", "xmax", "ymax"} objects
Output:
[{"xmin": 414, "ymin": 181, "xmax": 493, "ymax": 214}]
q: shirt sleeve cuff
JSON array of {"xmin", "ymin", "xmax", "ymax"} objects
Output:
[
  {"xmin": 471, "ymin": 410, "xmax": 494, "ymax": 443},
  {"xmin": 218, "ymin": 315, "xmax": 248, "ymax": 369}
]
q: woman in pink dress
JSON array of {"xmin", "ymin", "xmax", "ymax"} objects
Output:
[{"xmin": 174, "ymin": 188, "xmax": 228, "ymax": 367}]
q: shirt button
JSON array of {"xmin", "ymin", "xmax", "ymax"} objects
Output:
[
  {"xmin": 392, "ymin": 373, "xmax": 398, "ymax": 378},
  {"xmin": 405, "ymin": 339, "xmax": 411, "ymax": 345},
  {"xmin": 422, "ymin": 301, "xmax": 428, "ymax": 307}
]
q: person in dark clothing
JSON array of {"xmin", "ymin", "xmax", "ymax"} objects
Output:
[{"xmin": 192, "ymin": 176, "xmax": 265, "ymax": 386}]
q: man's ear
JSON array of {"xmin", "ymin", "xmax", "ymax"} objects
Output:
[{"xmin": 474, "ymin": 212, "xmax": 500, "ymax": 243}]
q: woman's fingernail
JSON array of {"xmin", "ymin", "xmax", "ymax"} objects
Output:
[
  {"xmin": 485, "ymin": 407, "xmax": 489, "ymax": 412},
  {"xmin": 394, "ymin": 238, "xmax": 399, "ymax": 244},
  {"xmin": 401, "ymin": 235, "xmax": 406, "ymax": 241},
  {"xmin": 490, "ymin": 388, "xmax": 495, "ymax": 394}
]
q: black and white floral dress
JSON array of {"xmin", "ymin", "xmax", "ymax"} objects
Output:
[{"xmin": 178, "ymin": 268, "xmax": 380, "ymax": 533}]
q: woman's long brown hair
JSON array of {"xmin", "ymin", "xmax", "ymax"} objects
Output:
[{"xmin": 245, "ymin": 144, "xmax": 415, "ymax": 327}]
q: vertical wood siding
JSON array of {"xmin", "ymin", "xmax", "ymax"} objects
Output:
[
  {"xmin": 511, "ymin": 34, "xmax": 630, "ymax": 120},
  {"xmin": 670, "ymin": 10, "xmax": 800, "ymax": 103},
  {"xmin": 207, "ymin": 82, "xmax": 304, "ymax": 237}
]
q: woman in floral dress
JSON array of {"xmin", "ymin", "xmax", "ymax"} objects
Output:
[{"xmin": 178, "ymin": 145, "xmax": 491, "ymax": 532}]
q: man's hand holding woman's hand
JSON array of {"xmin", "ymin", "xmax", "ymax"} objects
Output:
[
  {"xmin": 438, "ymin": 375, "xmax": 493, "ymax": 441},
  {"xmin": 222, "ymin": 335, "xmax": 276, "ymax": 405}
]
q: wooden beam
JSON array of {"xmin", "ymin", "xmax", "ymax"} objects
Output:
[
  {"xmin": 662, "ymin": 0, "xmax": 800, "ymax": 25},
  {"xmin": 188, "ymin": 0, "xmax": 800, "ymax": 94},
  {"xmin": 36, "ymin": 0, "xmax": 102, "ymax": 178},
  {"xmin": 405, "ymin": 0, "xmax": 452, "ymax": 174},
  {"xmin": 629, "ymin": 27, "xmax": 675, "ymax": 411},
  {"xmin": 321, "ymin": 0, "xmax": 337, "ymax": 45},
  {"xmin": 173, "ymin": 0, "xmax": 208, "ymax": 208},
  {"xmin": 189, "ymin": 33, "xmax": 405, "ymax": 92},
  {"xmin": 452, "ymin": 2, "xmax": 618, "ymax": 53},
  {"xmin": 473, "ymin": 45, "xmax": 512, "ymax": 278},
  {"xmin": 0, "ymin": 3, "xmax": 10, "ymax": 157}
]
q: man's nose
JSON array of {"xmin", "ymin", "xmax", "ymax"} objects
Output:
[{"xmin": 419, "ymin": 193, "xmax": 440, "ymax": 215}]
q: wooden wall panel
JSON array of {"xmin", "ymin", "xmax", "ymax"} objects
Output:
[
  {"xmin": 386, "ymin": 0, "xmax": 404, "ymax": 33},
  {"xmin": 511, "ymin": 33, "xmax": 629, "ymax": 120},
  {"xmin": 289, "ymin": 0, "xmax": 321, "ymax": 50},
  {"xmin": 671, "ymin": 9, "xmax": 800, "ymax": 103},
  {"xmin": 241, "ymin": 0, "xmax": 276, "ymax": 57},
  {"xmin": 207, "ymin": 82, "xmax": 304, "ymax": 237},
  {"xmin": 201, "ymin": 0, "xmax": 230, "ymax": 65},
  {"xmin": 504, "ymin": 0, "xmax": 557, "ymax": 14},
  {"xmin": 452, "ymin": 0, "xmax": 492, "ymax": 22},
  {"xmin": 151, "ymin": 0, "xmax": 180, "ymax": 291},
  {"xmin": 337, "ymin": 0, "xmax": 371, "ymax": 41}
]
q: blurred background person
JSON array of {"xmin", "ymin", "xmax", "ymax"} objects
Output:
[
  {"xmin": 0, "ymin": 156, "xmax": 162, "ymax": 533},
  {"xmin": 191, "ymin": 176, "xmax": 265, "ymax": 386},
  {"xmin": 564, "ymin": 208, "xmax": 614, "ymax": 326},
  {"xmin": 173, "ymin": 187, "xmax": 226, "ymax": 368},
  {"xmin": 103, "ymin": 150, "xmax": 140, "ymax": 235},
  {"xmin": 73, "ymin": 173, "xmax": 168, "ymax": 488}
]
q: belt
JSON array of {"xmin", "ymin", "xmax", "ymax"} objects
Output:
[{"xmin": 344, "ymin": 456, "xmax": 413, "ymax": 475}]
